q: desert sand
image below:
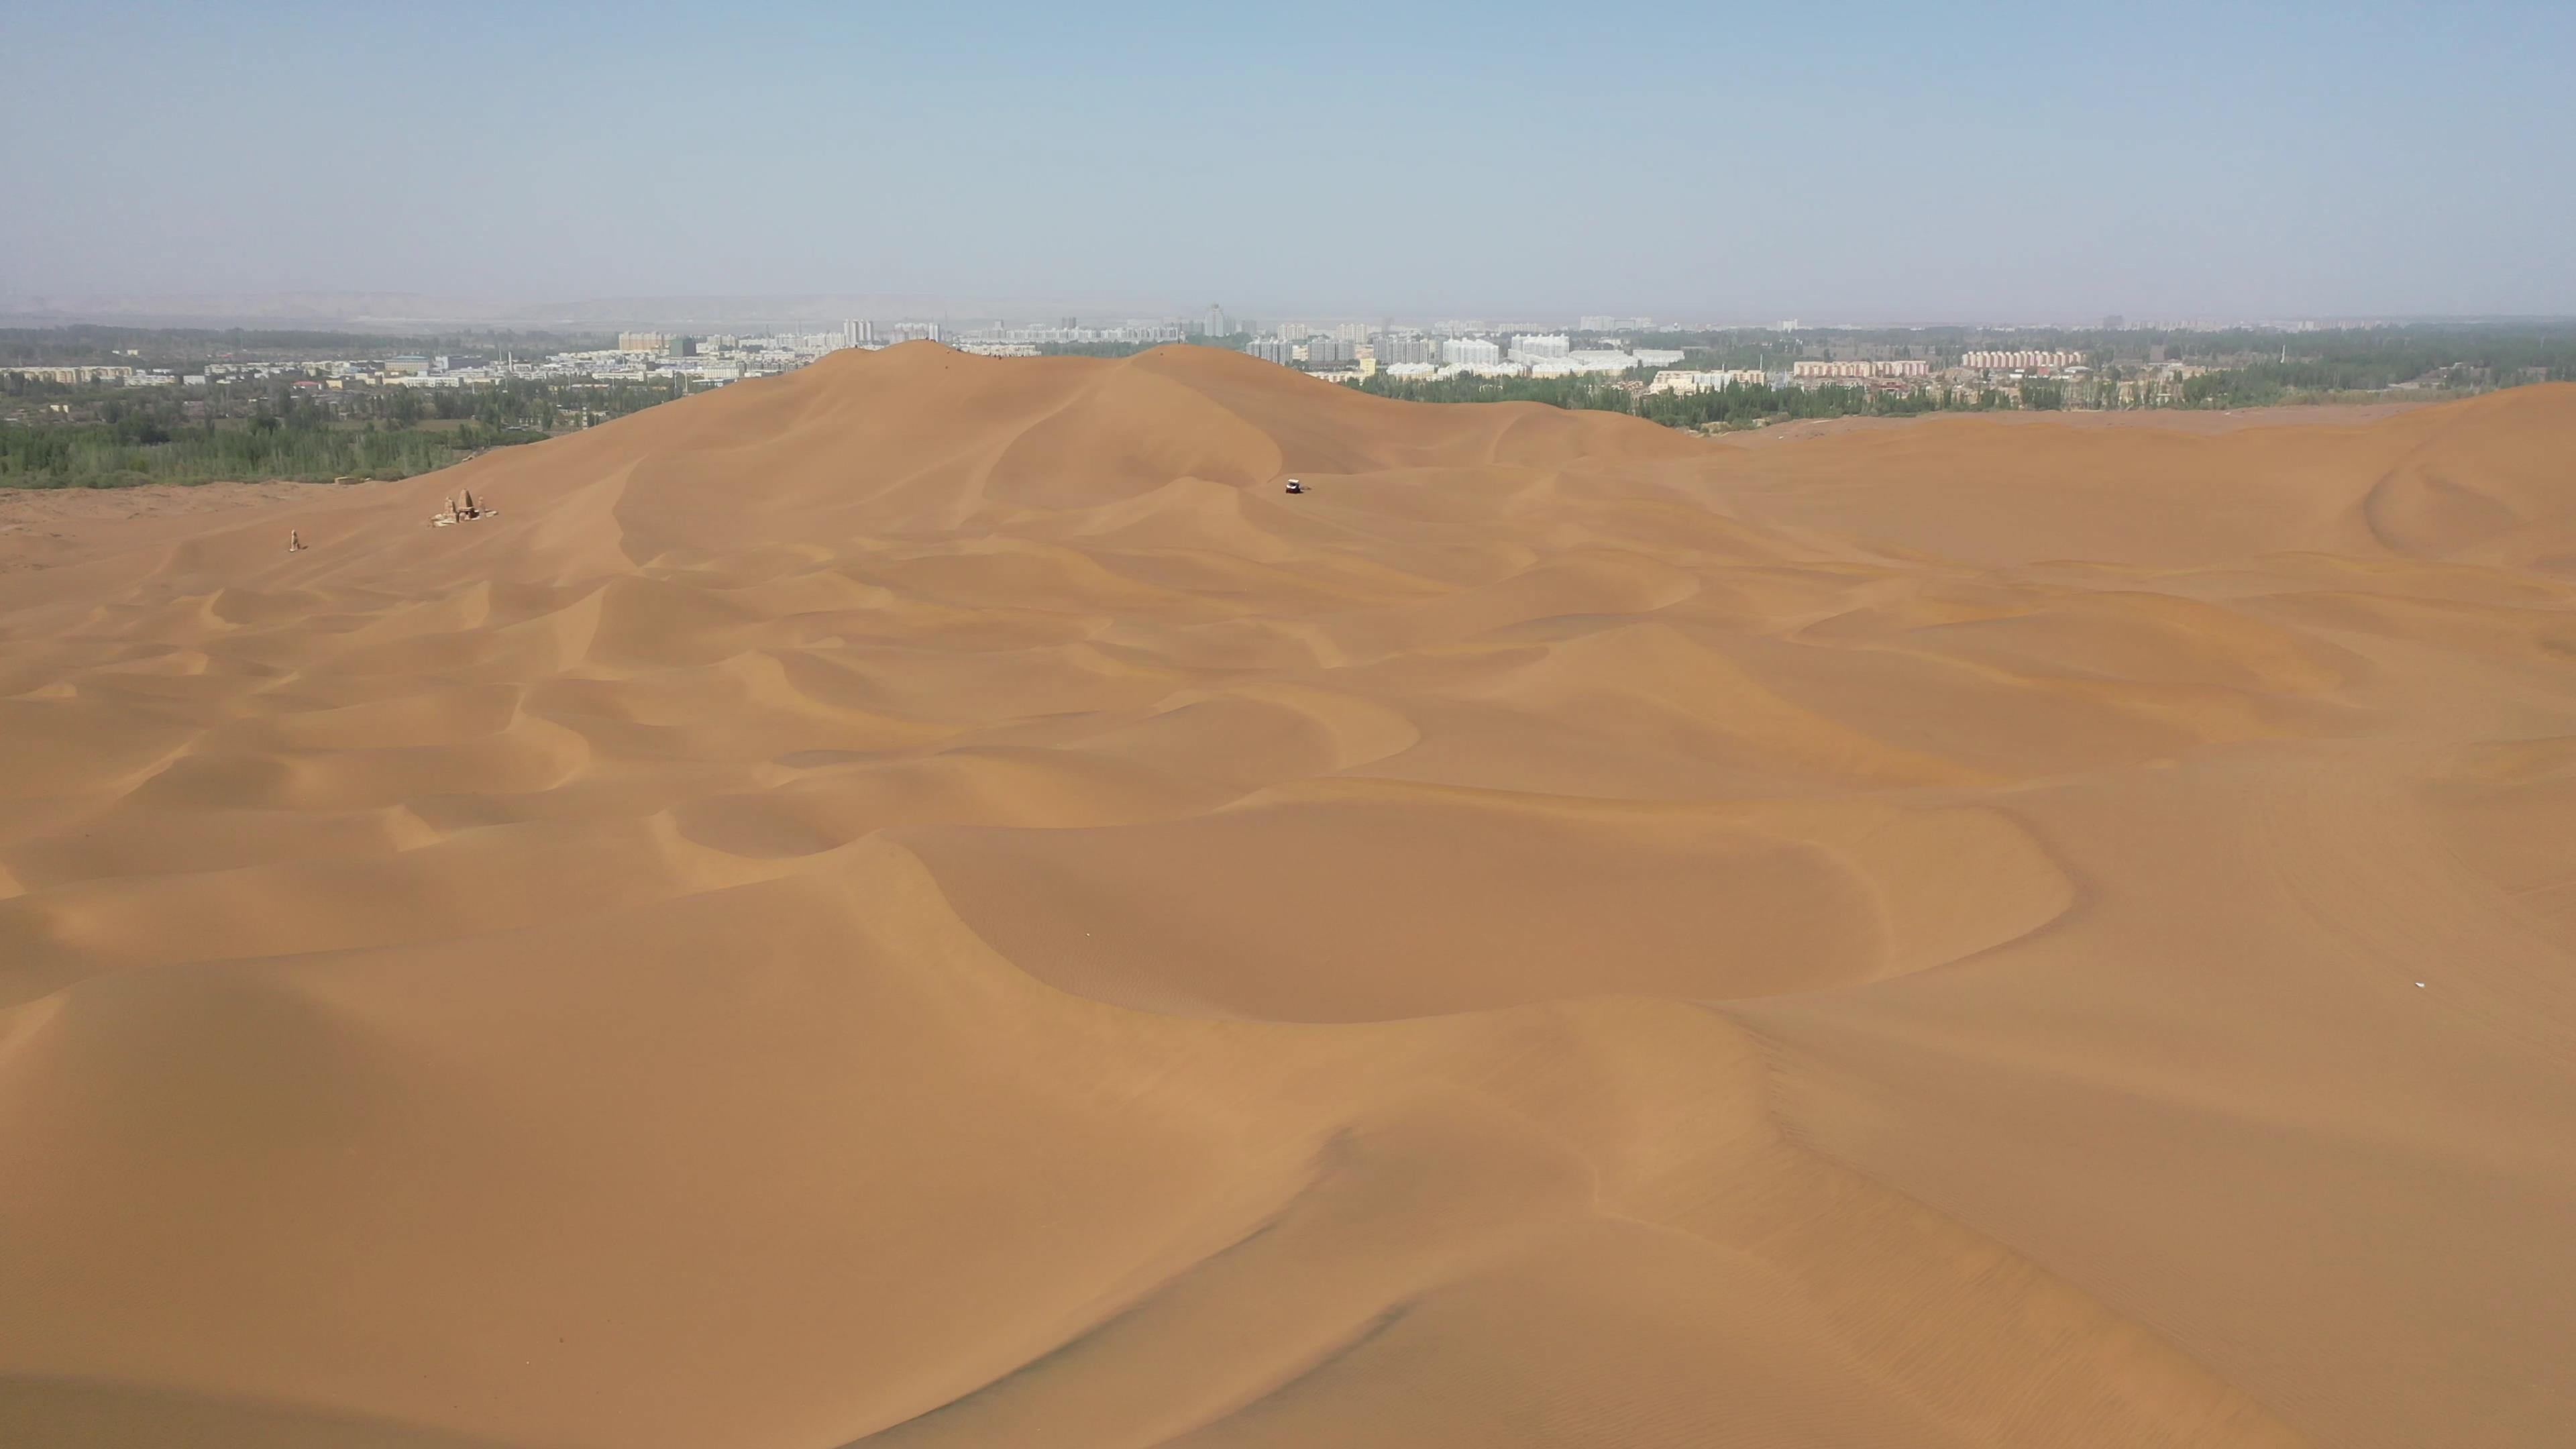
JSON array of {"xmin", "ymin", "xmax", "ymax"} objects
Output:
[{"xmin": 2, "ymin": 344, "xmax": 2572, "ymax": 1448}]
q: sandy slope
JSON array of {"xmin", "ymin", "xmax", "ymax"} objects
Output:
[{"xmin": 2, "ymin": 345, "xmax": 2572, "ymax": 1448}]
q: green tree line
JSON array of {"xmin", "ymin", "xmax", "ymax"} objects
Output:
[
  {"xmin": 1354, "ymin": 373, "xmax": 2019, "ymax": 427},
  {"xmin": 1, "ymin": 378, "xmax": 695, "ymax": 488},
  {"xmin": 0, "ymin": 415, "xmax": 535, "ymax": 489}
]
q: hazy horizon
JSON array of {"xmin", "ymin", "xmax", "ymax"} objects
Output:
[
  {"xmin": 13, "ymin": 290, "xmax": 2576, "ymax": 336},
  {"xmin": 5, "ymin": 2, "xmax": 2573, "ymax": 320}
]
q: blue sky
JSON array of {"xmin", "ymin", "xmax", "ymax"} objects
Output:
[{"xmin": 3, "ymin": 1, "xmax": 2569, "ymax": 319}]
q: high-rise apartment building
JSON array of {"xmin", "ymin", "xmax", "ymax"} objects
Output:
[{"xmin": 1442, "ymin": 338, "xmax": 1501, "ymax": 367}]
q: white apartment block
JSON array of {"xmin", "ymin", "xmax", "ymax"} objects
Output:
[
  {"xmin": 1648, "ymin": 370, "xmax": 1770, "ymax": 394},
  {"xmin": 1961, "ymin": 350, "xmax": 2080, "ymax": 371},
  {"xmin": 1524, "ymin": 351, "xmax": 1642, "ymax": 376},
  {"xmin": 1789, "ymin": 359, "xmax": 1933, "ymax": 379}
]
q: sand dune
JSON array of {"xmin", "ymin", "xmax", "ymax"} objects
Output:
[{"xmin": 3, "ymin": 345, "xmax": 2573, "ymax": 1447}]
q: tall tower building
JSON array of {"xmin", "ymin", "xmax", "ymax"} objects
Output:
[{"xmin": 1205, "ymin": 304, "xmax": 1226, "ymax": 337}]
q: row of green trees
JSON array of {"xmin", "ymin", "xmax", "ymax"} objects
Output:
[
  {"xmin": 1352, "ymin": 372, "xmax": 1642, "ymax": 412},
  {"xmin": 388, "ymin": 377, "xmax": 690, "ymax": 429},
  {"xmin": 1351, "ymin": 373, "xmax": 2022, "ymax": 427},
  {"xmin": 2173, "ymin": 357, "xmax": 2543, "ymax": 407},
  {"xmin": 3, "ymin": 375, "xmax": 709, "ymax": 489},
  {"xmin": 0, "ymin": 415, "xmax": 536, "ymax": 489},
  {"xmin": 1615, "ymin": 321, "xmax": 2576, "ymax": 380}
]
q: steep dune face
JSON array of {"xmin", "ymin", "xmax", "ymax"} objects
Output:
[{"xmin": 2, "ymin": 350, "xmax": 2574, "ymax": 1448}]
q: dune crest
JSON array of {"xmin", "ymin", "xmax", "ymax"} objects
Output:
[{"xmin": 3, "ymin": 350, "xmax": 2575, "ymax": 1448}]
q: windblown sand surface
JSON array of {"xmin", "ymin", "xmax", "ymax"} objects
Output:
[
  {"xmin": 0, "ymin": 480, "xmax": 324, "ymax": 575},
  {"xmin": 3, "ymin": 345, "xmax": 2573, "ymax": 1448}
]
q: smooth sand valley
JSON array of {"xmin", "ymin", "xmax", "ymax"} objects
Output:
[{"xmin": 3, "ymin": 345, "xmax": 2572, "ymax": 1447}]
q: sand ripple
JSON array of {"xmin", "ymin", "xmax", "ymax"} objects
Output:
[{"xmin": 3, "ymin": 350, "xmax": 2573, "ymax": 1448}]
